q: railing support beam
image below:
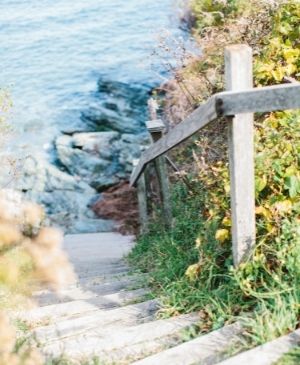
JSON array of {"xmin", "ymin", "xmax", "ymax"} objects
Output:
[
  {"xmin": 146, "ymin": 119, "xmax": 172, "ymax": 228},
  {"xmin": 133, "ymin": 159, "xmax": 148, "ymax": 234},
  {"xmin": 225, "ymin": 45, "xmax": 256, "ymax": 266}
]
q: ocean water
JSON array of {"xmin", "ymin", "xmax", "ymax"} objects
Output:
[{"xmin": 0, "ymin": 0, "xmax": 183, "ymax": 158}]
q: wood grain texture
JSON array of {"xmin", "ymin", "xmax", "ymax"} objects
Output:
[
  {"xmin": 218, "ymin": 83, "xmax": 300, "ymax": 116},
  {"xmin": 225, "ymin": 44, "xmax": 256, "ymax": 266}
]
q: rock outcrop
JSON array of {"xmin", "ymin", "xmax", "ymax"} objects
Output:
[
  {"xmin": 6, "ymin": 79, "xmax": 151, "ymax": 233},
  {"xmin": 56, "ymin": 131, "xmax": 148, "ymax": 191},
  {"xmin": 5, "ymin": 157, "xmax": 114, "ymax": 233}
]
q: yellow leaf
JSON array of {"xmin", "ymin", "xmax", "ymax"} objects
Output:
[
  {"xmin": 271, "ymin": 67, "xmax": 285, "ymax": 82},
  {"xmin": 283, "ymin": 63, "xmax": 297, "ymax": 76},
  {"xmin": 255, "ymin": 206, "xmax": 272, "ymax": 220},
  {"xmin": 274, "ymin": 200, "xmax": 292, "ymax": 214},
  {"xmin": 215, "ymin": 229, "xmax": 229, "ymax": 243},
  {"xmin": 185, "ymin": 263, "xmax": 201, "ymax": 281},
  {"xmin": 224, "ymin": 183, "xmax": 230, "ymax": 194},
  {"xmin": 266, "ymin": 223, "xmax": 276, "ymax": 233},
  {"xmin": 282, "ymin": 48, "xmax": 300, "ymax": 63},
  {"xmin": 195, "ymin": 237, "xmax": 202, "ymax": 248},
  {"xmin": 222, "ymin": 216, "xmax": 231, "ymax": 227},
  {"xmin": 256, "ymin": 175, "xmax": 267, "ymax": 192}
]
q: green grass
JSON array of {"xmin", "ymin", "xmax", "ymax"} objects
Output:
[
  {"xmin": 129, "ymin": 0, "xmax": 300, "ymax": 351},
  {"xmin": 128, "ymin": 183, "xmax": 243, "ymax": 326},
  {"xmin": 128, "ymin": 181, "xmax": 300, "ymax": 346},
  {"xmin": 274, "ymin": 347, "xmax": 300, "ymax": 365}
]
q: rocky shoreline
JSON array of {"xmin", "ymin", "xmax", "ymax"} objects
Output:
[{"xmin": 6, "ymin": 79, "xmax": 152, "ymax": 234}]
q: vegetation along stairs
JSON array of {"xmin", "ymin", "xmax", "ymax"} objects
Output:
[
  {"xmin": 12, "ymin": 44, "xmax": 300, "ymax": 365},
  {"xmin": 12, "ymin": 231, "xmax": 299, "ymax": 365}
]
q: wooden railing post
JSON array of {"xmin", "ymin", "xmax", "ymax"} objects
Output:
[
  {"xmin": 146, "ymin": 119, "xmax": 172, "ymax": 228},
  {"xmin": 225, "ymin": 45, "xmax": 256, "ymax": 266},
  {"xmin": 133, "ymin": 159, "xmax": 148, "ymax": 234}
]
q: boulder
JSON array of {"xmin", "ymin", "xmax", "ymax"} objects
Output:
[
  {"xmin": 3, "ymin": 157, "xmax": 114, "ymax": 233},
  {"xmin": 81, "ymin": 79, "xmax": 150, "ymax": 134},
  {"xmin": 55, "ymin": 131, "xmax": 148, "ymax": 191}
]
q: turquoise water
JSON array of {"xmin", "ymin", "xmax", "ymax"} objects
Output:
[{"xmin": 0, "ymin": 0, "xmax": 182, "ymax": 156}]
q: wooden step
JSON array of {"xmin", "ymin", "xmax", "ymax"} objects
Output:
[
  {"xmin": 63, "ymin": 232, "xmax": 134, "ymax": 264},
  {"xmin": 34, "ymin": 299, "xmax": 158, "ymax": 343},
  {"xmin": 132, "ymin": 322, "xmax": 243, "ymax": 365},
  {"xmin": 42, "ymin": 313, "xmax": 201, "ymax": 361},
  {"xmin": 74, "ymin": 263, "xmax": 130, "ymax": 279},
  {"xmin": 34, "ymin": 275, "xmax": 144, "ymax": 306},
  {"xmin": 17, "ymin": 288, "xmax": 149, "ymax": 325},
  {"xmin": 70, "ymin": 261, "xmax": 130, "ymax": 279},
  {"xmin": 216, "ymin": 328, "xmax": 300, "ymax": 365},
  {"xmin": 78, "ymin": 273, "xmax": 147, "ymax": 290},
  {"xmin": 63, "ymin": 232, "xmax": 134, "ymax": 280}
]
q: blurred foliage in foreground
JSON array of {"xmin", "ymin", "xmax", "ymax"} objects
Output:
[{"xmin": 0, "ymin": 91, "xmax": 75, "ymax": 364}]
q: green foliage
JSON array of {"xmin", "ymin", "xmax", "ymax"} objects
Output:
[
  {"xmin": 255, "ymin": 2, "xmax": 300, "ymax": 84},
  {"xmin": 130, "ymin": 0, "xmax": 300, "ymax": 350},
  {"xmin": 274, "ymin": 347, "xmax": 300, "ymax": 365},
  {"xmin": 129, "ymin": 184, "xmax": 244, "ymax": 328},
  {"xmin": 129, "ymin": 184, "xmax": 201, "ymax": 289},
  {"xmin": 191, "ymin": 0, "xmax": 248, "ymax": 32}
]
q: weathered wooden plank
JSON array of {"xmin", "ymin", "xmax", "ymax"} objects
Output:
[
  {"xmin": 218, "ymin": 83, "xmax": 300, "ymax": 116},
  {"xmin": 137, "ymin": 173, "xmax": 148, "ymax": 233},
  {"xmin": 133, "ymin": 159, "xmax": 148, "ymax": 233},
  {"xmin": 146, "ymin": 119, "xmax": 166, "ymax": 134},
  {"xmin": 131, "ymin": 83, "xmax": 300, "ymax": 187},
  {"xmin": 130, "ymin": 96, "xmax": 218, "ymax": 186},
  {"xmin": 146, "ymin": 120, "xmax": 172, "ymax": 228},
  {"xmin": 148, "ymin": 97, "xmax": 159, "ymax": 121},
  {"xmin": 225, "ymin": 44, "xmax": 256, "ymax": 266}
]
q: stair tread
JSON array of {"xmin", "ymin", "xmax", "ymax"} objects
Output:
[
  {"xmin": 215, "ymin": 328, "xmax": 300, "ymax": 365},
  {"xmin": 42, "ymin": 312, "xmax": 200, "ymax": 359},
  {"xmin": 132, "ymin": 322, "xmax": 243, "ymax": 365},
  {"xmin": 35, "ymin": 275, "xmax": 144, "ymax": 306},
  {"xmin": 18, "ymin": 288, "xmax": 149, "ymax": 324},
  {"xmin": 34, "ymin": 299, "xmax": 158, "ymax": 343}
]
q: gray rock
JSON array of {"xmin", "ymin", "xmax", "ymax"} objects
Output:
[
  {"xmin": 81, "ymin": 79, "xmax": 150, "ymax": 134},
  {"xmin": 55, "ymin": 131, "xmax": 147, "ymax": 191},
  {"xmin": 0, "ymin": 79, "xmax": 151, "ymax": 234},
  {"xmin": 82, "ymin": 106, "xmax": 141, "ymax": 134},
  {"xmin": 4, "ymin": 157, "xmax": 113, "ymax": 233}
]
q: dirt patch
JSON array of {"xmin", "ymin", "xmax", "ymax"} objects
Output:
[{"xmin": 92, "ymin": 181, "xmax": 139, "ymax": 235}]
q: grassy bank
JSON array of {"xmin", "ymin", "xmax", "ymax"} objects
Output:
[{"xmin": 129, "ymin": 0, "xmax": 300, "ymax": 354}]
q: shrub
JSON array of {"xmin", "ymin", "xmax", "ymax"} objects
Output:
[{"xmin": 130, "ymin": 0, "xmax": 300, "ymax": 348}]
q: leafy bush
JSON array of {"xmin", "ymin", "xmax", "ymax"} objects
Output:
[
  {"xmin": 130, "ymin": 0, "xmax": 300, "ymax": 348},
  {"xmin": 255, "ymin": 2, "xmax": 300, "ymax": 84},
  {"xmin": 191, "ymin": 0, "xmax": 249, "ymax": 32}
]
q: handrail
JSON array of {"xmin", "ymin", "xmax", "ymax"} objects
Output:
[
  {"xmin": 131, "ymin": 44, "xmax": 300, "ymax": 266},
  {"xmin": 130, "ymin": 83, "xmax": 300, "ymax": 186}
]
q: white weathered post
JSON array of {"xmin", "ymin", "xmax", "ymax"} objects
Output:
[
  {"xmin": 225, "ymin": 45, "xmax": 256, "ymax": 266},
  {"xmin": 146, "ymin": 119, "xmax": 172, "ymax": 228},
  {"xmin": 133, "ymin": 159, "xmax": 148, "ymax": 233}
]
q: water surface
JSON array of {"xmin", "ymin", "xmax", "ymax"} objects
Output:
[{"xmin": 0, "ymin": 0, "xmax": 182, "ymax": 157}]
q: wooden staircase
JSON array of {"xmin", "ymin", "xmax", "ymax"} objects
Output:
[{"xmin": 14, "ymin": 233, "xmax": 299, "ymax": 365}]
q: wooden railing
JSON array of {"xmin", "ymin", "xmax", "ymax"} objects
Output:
[{"xmin": 130, "ymin": 45, "xmax": 300, "ymax": 266}]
